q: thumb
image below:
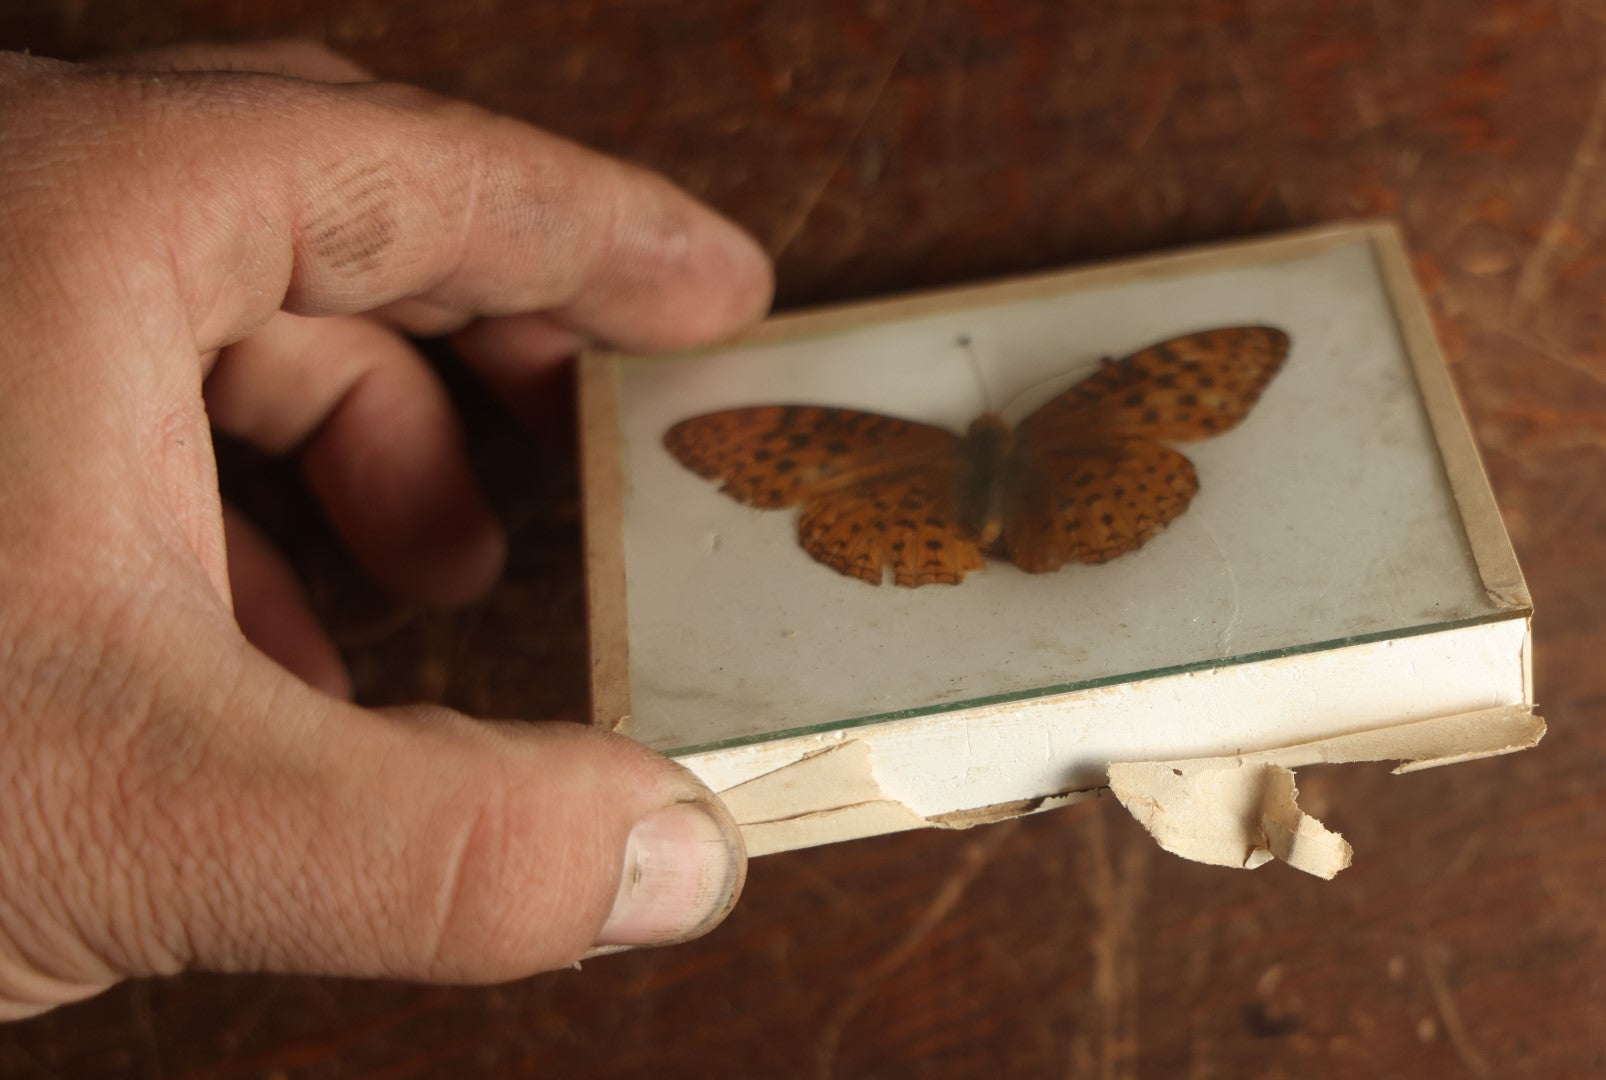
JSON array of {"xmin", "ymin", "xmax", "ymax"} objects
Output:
[
  {"xmin": 2, "ymin": 629, "xmax": 744, "ymax": 1015},
  {"xmin": 174, "ymin": 677, "xmax": 748, "ymax": 980}
]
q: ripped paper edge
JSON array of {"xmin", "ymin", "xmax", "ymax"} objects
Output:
[
  {"xmin": 713, "ymin": 705, "xmax": 1542, "ymax": 869},
  {"xmin": 1107, "ymin": 705, "xmax": 1543, "ymax": 878}
]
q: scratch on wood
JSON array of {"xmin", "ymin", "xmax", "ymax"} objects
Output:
[
  {"xmin": 782, "ymin": 853, "xmax": 870, "ymax": 915},
  {"xmin": 1075, "ymin": 808, "xmax": 1149, "ymax": 1080},
  {"xmin": 1513, "ymin": 77, "xmax": 1606, "ymax": 315},
  {"xmin": 1371, "ymin": 0, "xmax": 1402, "ymax": 94},
  {"xmin": 1561, "ymin": 0, "xmax": 1606, "ymax": 27},
  {"xmin": 1125, "ymin": 71, "xmax": 1178, "ymax": 153},
  {"xmin": 0, "ymin": 1039, "xmax": 59, "ymax": 1078},
  {"xmin": 1421, "ymin": 945, "xmax": 1491, "ymax": 1079},
  {"xmin": 129, "ymin": 982, "xmax": 165, "ymax": 1079},
  {"xmin": 814, "ymin": 821, "xmax": 1016, "ymax": 1079},
  {"xmin": 770, "ymin": 1, "xmax": 927, "ymax": 260},
  {"xmin": 1441, "ymin": 313, "xmax": 1606, "ymax": 396},
  {"xmin": 1215, "ymin": 29, "xmax": 1267, "ymax": 117}
]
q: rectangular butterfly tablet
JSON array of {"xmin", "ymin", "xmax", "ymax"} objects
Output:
[{"xmin": 580, "ymin": 223, "xmax": 1537, "ymax": 874}]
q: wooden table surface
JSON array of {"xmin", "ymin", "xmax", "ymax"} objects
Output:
[{"xmin": 3, "ymin": 2, "xmax": 1604, "ymax": 1076}]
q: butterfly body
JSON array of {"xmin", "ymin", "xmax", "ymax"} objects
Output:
[
  {"xmin": 956, "ymin": 413, "xmax": 1013, "ymax": 549},
  {"xmin": 663, "ymin": 326, "xmax": 1289, "ymax": 587}
]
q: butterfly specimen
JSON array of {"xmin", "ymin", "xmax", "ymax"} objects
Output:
[{"xmin": 662, "ymin": 326, "xmax": 1289, "ymax": 587}]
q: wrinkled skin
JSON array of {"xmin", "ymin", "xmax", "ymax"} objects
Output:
[{"xmin": 0, "ymin": 41, "xmax": 770, "ymax": 1019}]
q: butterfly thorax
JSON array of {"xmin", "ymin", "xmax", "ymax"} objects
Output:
[{"xmin": 958, "ymin": 412, "xmax": 1015, "ymax": 549}]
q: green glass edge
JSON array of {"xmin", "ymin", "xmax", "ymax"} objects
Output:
[{"xmin": 664, "ymin": 608, "xmax": 1528, "ymax": 758}]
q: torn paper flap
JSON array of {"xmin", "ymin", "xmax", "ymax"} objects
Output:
[
  {"xmin": 1238, "ymin": 705, "xmax": 1547, "ymax": 774},
  {"xmin": 1259, "ymin": 766, "xmax": 1353, "ymax": 878},
  {"xmin": 712, "ymin": 738, "xmax": 1095, "ymax": 855},
  {"xmin": 717, "ymin": 740, "xmax": 928, "ymax": 857},
  {"xmin": 1109, "ymin": 705, "xmax": 1542, "ymax": 878},
  {"xmin": 718, "ymin": 740, "xmax": 884, "ymax": 822},
  {"xmin": 741, "ymin": 801, "xmax": 929, "ymax": 857},
  {"xmin": 1109, "ymin": 758, "xmax": 1353, "ymax": 877},
  {"xmin": 927, "ymin": 790, "xmax": 1096, "ymax": 831}
]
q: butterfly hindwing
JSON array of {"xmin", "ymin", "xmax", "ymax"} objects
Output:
[
  {"xmin": 1002, "ymin": 438, "xmax": 1199, "ymax": 572},
  {"xmin": 663, "ymin": 405, "xmax": 957, "ymax": 509},
  {"xmin": 1019, "ymin": 326, "xmax": 1288, "ymax": 445},
  {"xmin": 797, "ymin": 469, "xmax": 986, "ymax": 586}
]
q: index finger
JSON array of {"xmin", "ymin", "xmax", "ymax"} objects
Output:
[{"xmin": 16, "ymin": 55, "xmax": 774, "ymax": 353}]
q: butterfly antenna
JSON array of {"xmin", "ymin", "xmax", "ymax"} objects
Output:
[
  {"xmin": 998, "ymin": 357, "xmax": 1107, "ymax": 418},
  {"xmin": 957, "ymin": 334, "xmax": 995, "ymax": 414}
]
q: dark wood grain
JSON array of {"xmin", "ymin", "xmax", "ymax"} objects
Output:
[{"xmin": 3, "ymin": 1, "xmax": 1604, "ymax": 1076}]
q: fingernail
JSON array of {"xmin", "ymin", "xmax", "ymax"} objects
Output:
[{"xmin": 592, "ymin": 798, "xmax": 745, "ymax": 949}]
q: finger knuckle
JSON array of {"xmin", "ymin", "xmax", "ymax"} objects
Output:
[
  {"xmin": 406, "ymin": 754, "xmax": 615, "ymax": 979},
  {"xmin": 0, "ymin": 584, "xmax": 228, "ymax": 989}
]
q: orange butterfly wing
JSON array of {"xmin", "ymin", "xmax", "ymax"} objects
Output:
[
  {"xmin": 1017, "ymin": 326, "xmax": 1289, "ymax": 444},
  {"xmin": 664, "ymin": 405, "xmax": 986, "ymax": 586},
  {"xmin": 1001, "ymin": 439, "xmax": 1199, "ymax": 572},
  {"xmin": 1002, "ymin": 327, "xmax": 1288, "ymax": 572},
  {"xmin": 797, "ymin": 470, "xmax": 987, "ymax": 586}
]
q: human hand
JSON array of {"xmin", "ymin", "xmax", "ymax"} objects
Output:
[{"xmin": 0, "ymin": 41, "xmax": 771, "ymax": 1019}]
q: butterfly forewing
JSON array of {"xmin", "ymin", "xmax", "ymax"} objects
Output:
[
  {"xmin": 663, "ymin": 405, "xmax": 957, "ymax": 509},
  {"xmin": 1002, "ymin": 439, "xmax": 1199, "ymax": 571},
  {"xmin": 1018, "ymin": 326, "xmax": 1289, "ymax": 445},
  {"xmin": 664, "ymin": 404, "xmax": 982, "ymax": 585}
]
